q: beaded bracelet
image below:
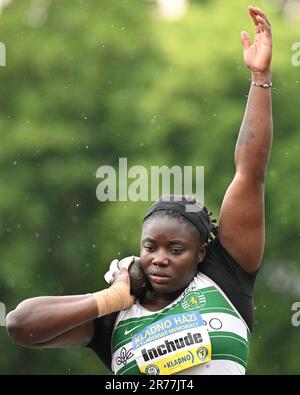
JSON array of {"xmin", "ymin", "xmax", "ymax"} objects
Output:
[{"xmin": 252, "ymin": 81, "xmax": 273, "ymax": 89}]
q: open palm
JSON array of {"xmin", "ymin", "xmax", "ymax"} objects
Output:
[{"xmin": 241, "ymin": 6, "xmax": 272, "ymax": 73}]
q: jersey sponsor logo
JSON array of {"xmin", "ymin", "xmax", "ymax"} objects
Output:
[
  {"xmin": 132, "ymin": 312, "xmax": 200, "ymax": 348},
  {"xmin": 141, "ymin": 331, "xmax": 203, "ymax": 362},
  {"xmin": 196, "ymin": 346, "xmax": 209, "ymax": 361},
  {"xmin": 163, "ymin": 351, "xmax": 193, "ymax": 369},
  {"xmin": 145, "ymin": 364, "xmax": 160, "ymax": 375},
  {"xmin": 116, "ymin": 346, "xmax": 134, "ymax": 366},
  {"xmin": 181, "ymin": 290, "xmax": 206, "ymax": 311},
  {"xmin": 124, "ymin": 324, "xmax": 144, "ymax": 335}
]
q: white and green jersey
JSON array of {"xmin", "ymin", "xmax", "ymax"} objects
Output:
[{"xmin": 112, "ymin": 272, "xmax": 251, "ymax": 375}]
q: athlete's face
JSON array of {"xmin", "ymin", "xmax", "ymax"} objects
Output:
[{"xmin": 140, "ymin": 217, "xmax": 206, "ymax": 295}]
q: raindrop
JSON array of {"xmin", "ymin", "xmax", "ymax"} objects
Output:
[{"xmin": 35, "ymin": 233, "xmax": 40, "ymax": 238}]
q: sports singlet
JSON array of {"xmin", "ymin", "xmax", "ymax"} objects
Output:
[{"xmin": 111, "ymin": 272, "xmax": 251, "ymax": 375}]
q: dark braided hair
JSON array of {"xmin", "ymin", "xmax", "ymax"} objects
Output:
[{"xmin": 143, "ymin": 196, "xmax": 219, "ymax": 248}]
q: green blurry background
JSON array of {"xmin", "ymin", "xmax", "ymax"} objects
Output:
[{"xmin": 0, "ymin": 0, "xmax": 299, "ymax": 374}]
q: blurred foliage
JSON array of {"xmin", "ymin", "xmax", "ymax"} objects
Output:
[{"xmin": 0, "ymin": 0, "xmax": 300, "ymax": 374}]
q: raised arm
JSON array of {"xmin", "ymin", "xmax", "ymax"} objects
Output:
[{"xmin": 218, "ymin": 6, "xmax": 273, "ymax": 273}]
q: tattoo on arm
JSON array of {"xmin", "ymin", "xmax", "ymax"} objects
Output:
[{"xmin": 237, "ymin": 117, "xmax": 255, "ymax": 147}]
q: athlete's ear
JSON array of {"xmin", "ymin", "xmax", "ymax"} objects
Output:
[{"xmin": 198, "ymin": 243, "xmax": 207, "ymax": 263}]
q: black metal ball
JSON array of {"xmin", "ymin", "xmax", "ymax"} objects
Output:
[{"xmin": 128, "ymin": 257, "xmax": 151, "ymax": 298}]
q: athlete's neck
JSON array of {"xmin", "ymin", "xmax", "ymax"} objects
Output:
[{"xmin": 141, "ymin": 288, "xmax": 184, "ymax": 308}]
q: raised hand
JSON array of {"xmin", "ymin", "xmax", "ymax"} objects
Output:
[{"xmin": 241, "ymin": 5, "xmax": 272, "ymax": 73}]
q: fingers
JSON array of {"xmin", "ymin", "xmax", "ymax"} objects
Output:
[
  {"xmin": 247, "ymin": 5, "xmax": 272, "ymax": 42},
  {"xmin": 248, "ymin": 5, "xmax": 258, "ymax": 26},
  {"xmin": 104, "ymin": 258, "xmax": 119, "ymax": 284},
  {"xmin": 104, "ymin": 256, "xmax": 136, "ymax": 285},
  {"xmin": 248, "ymin": 5, "xmax": 271, "ymax": 27},
  {"xmin": 118, "ymin": 255, "xmax": 136, "ymax": 270},
  {"xmin": 110, "ymin": 270, "xmax": 119, "ymax": 285},
  {"xmin": 109, "ymin": 259, "xmax": 119, "ymax": 273},
  {"xmin": 248, "ymin": 5, "xmax": 271, "ymax": 32},
  {"xmin": 256, "ymin": 15, "xmax": 272, "ymax": 38},
  {"xmin": 241, "ymin": 31, "xmax": 251, "ymax": 50},
  {"xmin": 119, "ymin": 267, "xmax": 130, "ymax": 275},
  {"xmin": 111, "ymin": 267, "xmax": 130, "ymax": 286}
]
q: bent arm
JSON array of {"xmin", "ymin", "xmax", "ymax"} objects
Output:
[
  {"xmin": 6, "ymin": 268, "xmax": 134, "ymax": 348},
  {"xmin": 6, "ymin": 294, "xmax": 98, "ymax": 348}
]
